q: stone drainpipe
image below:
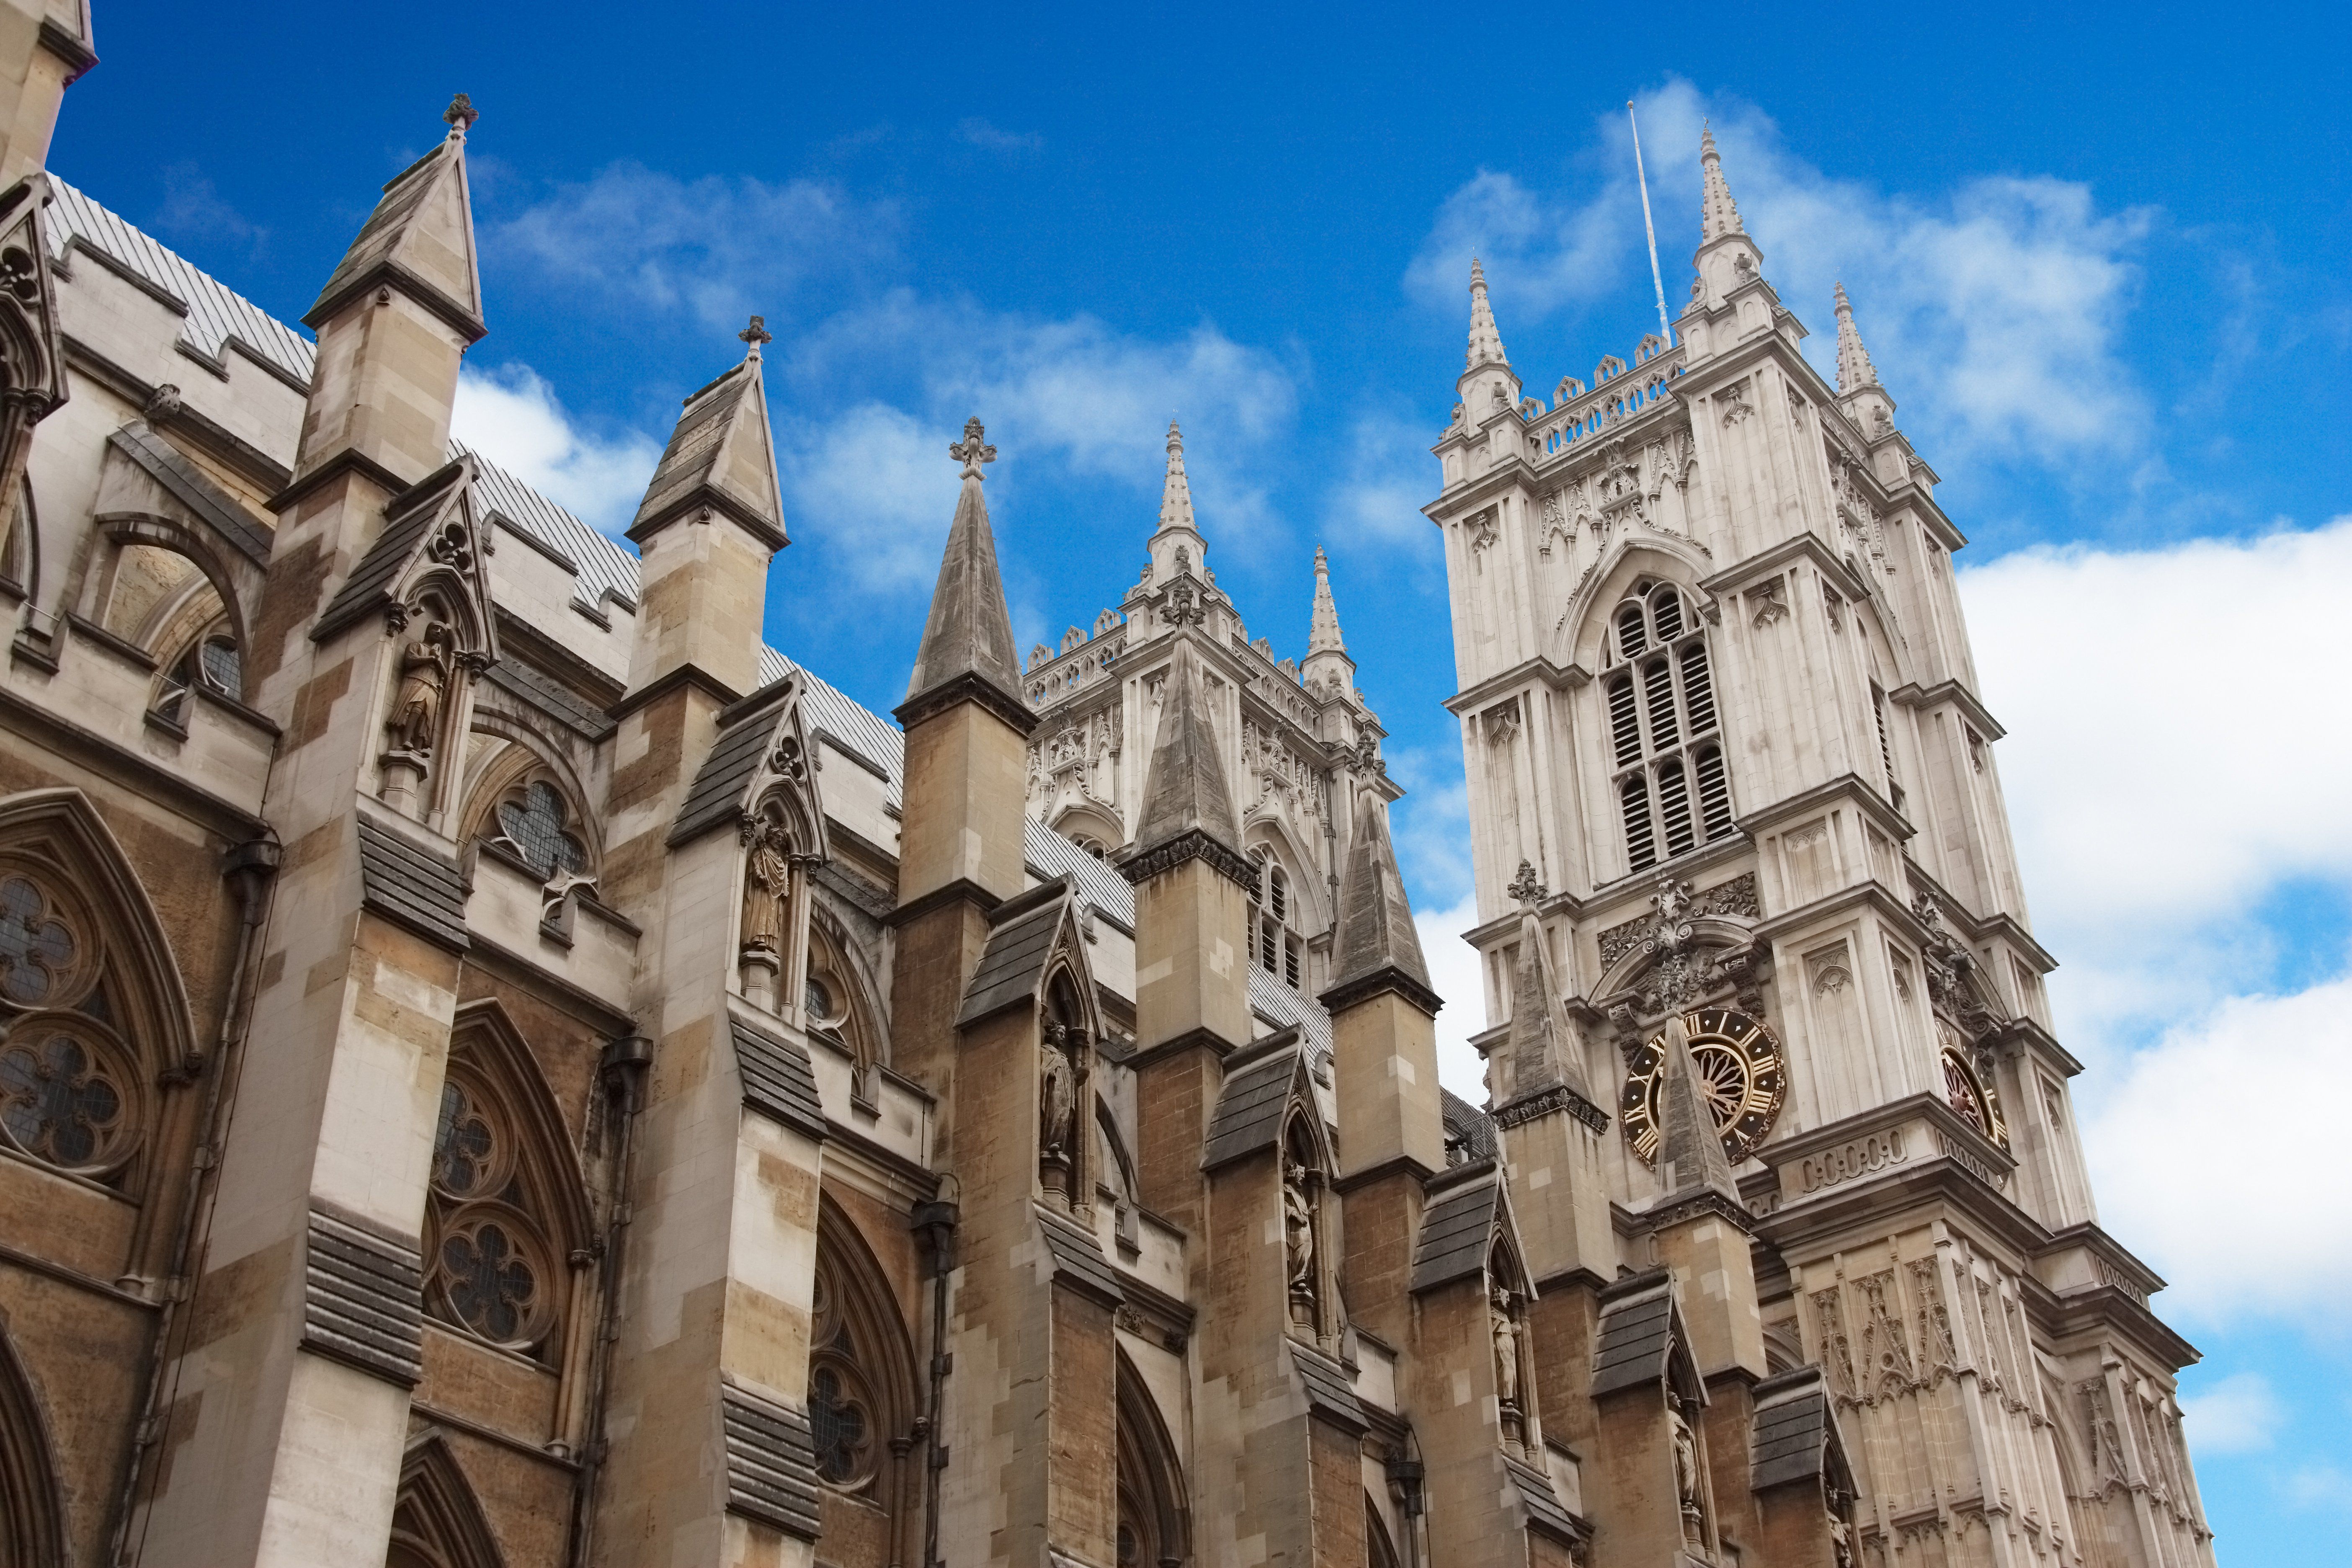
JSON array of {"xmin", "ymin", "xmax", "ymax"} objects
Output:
[
  {"xmin": 566, "ymin": 1030, "xmax": 653, "ymax": 1568},
  {"xmin": 910, "ymin": 1195, "xmax": 961, "ymax": 1568},
  {"xmin": 108, "ymin": 833, "xmax": 282, "ymax": 1568}
]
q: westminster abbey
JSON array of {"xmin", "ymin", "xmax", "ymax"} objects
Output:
[{"xmin": 0, "ymin": 7, "xmax": 2214, "ymax": 1567}]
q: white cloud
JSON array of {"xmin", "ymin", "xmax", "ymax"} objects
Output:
[
  {"xmin": 491, "ymin": 162, "xmax": 898, "ymax": 330},
  {"xmin": 955, "ymin": 119, "xmax": 1044, "ymax": 154},
  {"xmin": 2081, "ymin": 978, "xmax": 2352, "ymax": 1326},
  {"xmin": 451, "ymin": 363, "xmax": 661, "ymax": 536},
  {"xmin": 2178, "ymin": 1372, "xmax": 2282, "ymax": 1455},
  {"xmin": 1323, "ymin": 407, "xmax": 1442, "ymax": 548},
  {"xmin": 774, "ymin": 402, "xmax": 965, "ymax": 596},
  {"xmin": 1415, "ymin": 892, "xmax": 1489, "ymax": 1103},
  {"xmin": 1957, "ymin": 519, "xmax": 2352, "ymax": 955},
  {"xmin": 1412, "ymin": 80, "xmax": 2153, "ymax": 467}
]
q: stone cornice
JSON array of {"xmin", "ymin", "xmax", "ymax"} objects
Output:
[
  {"xmin": 1318, "ymin": 964, "xmax": 1443, "ymax": 1020},
  {"xmin": 1491, "ymin": 1082, "xmax": 1609, "ymax": 1136},
  {"xmin": 1442, "ymin": 655, "xmax": 1592, "ymax": 718},
  {"xmin": 895, "ymin": 668, "xmax": 1041, "ymax": 738},
  {"xmin": 1735, "ymin": 771, "xmax": 1914, "ymax": 848},
  {"xmin": 1889, "ymin": 677, "xmax": 2005, "ymax": 743},
  {"xmin": 1699, "ymin": 529, "xmax": 1874, "ymax": 606},
  {"xmin": 1115, "ymin": 825, "xmax": 1255, "ymax": 891}
]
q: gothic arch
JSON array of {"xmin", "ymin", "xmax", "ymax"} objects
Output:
[
  {"xmin": 1364, "ymin": 1494, "xmax": 1400, "ymax": 1568},
  {"xmin": 1240, "ymin": 817, "xmax": 1325, "ymax": 934},
  {"xmin": 1049, "ymin": 801, "xmax": 1125, "ymax": 860},
  {"xmin": 1555, "ymin": 538, "xmax": 1714, "ymax": 671},
  {"xmin": 1116, "ymin": 1346, "xmax": 1190, "ymax": 1568},
  {"xmin": 426, "ymin": 1001, "xmax": 594, "ymax": 1364},
  {"xmin": 0, "ymin": 1318, "xmax": 65, "ymax": 1568},
  {"xmin": 805, "ymin": 903, "xmax": 887, "ymax": 1073},
  {"xmin": 454, "ymin": 721, "xmax": 601, "ymax": 885},
  {"xmin": 0, "ymin": 789, "xmax": 200, "ymax": 1193},
  {"xmin": 812, "ymin": 1197, "xmax": 918, "ymax": 1510},
  {"xmin": 387, "ymin": 1431, "xmax": 505, "ymax": 1568},
  {"xmin": 85, "ymin": 513, "xmax": 254, "ymax": 669}
]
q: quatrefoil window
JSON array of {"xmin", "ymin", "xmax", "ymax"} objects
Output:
[
  {"xmin": 439, "ymin": 1214, "xmax": 542, "ymax": 1346},
  {"xmin": 0, "ymin": 1026, "xmax": 133, "ymax": 1174},
  {"xmin": 0, "ymin": 874, "xmax": 82, "ymax": 1006},
  {"xmin": 810, "ymin": 1360, "xmax": 873, "ymax": 1485},
  {"xmin": 495, "ymin": 782, "xmax": 587, "ymax": 882}
]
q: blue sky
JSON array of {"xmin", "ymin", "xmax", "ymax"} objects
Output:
[{"xmin": 69, "ymin": 3, "xmax": 2349, "ymax": 1560}]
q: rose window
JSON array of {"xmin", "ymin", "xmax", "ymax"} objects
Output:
[{"xmin": 0, "ymin": 1030, "xmax": 126, "ymax": 1169}]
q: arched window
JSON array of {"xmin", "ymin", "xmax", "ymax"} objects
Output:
[
  {"xmin": 492, "ymin": 780, "xmax": 588, "ymax": 882},
  {"xmin": 1248, "ymin": 849, "xmax": 1303, "ymax": 989},
  {"xmin": 152, "ymin": 616, "xmax": 242, "ymax": 724},
  {"xmin": 1117, "ymin": 1350, "xmax": 1191, "ymax": 1568},
  {"xmin": 809, "ymin": 1201, "xmax": 920, "ymax": 1568},
  {"xmin": 0, "ymin": 1326, "xmax": 66, "ymax": 1568},
  {"xmin": 0, "ymin": 865, "xmax": 148, "ymax": 1186},
  {"xmin": 423, "ymin": 1013, "xmax": 587, "ymax": 1367},
  {"xmin": 385, "ymin": 1434, "xmax": 505, "ymax": 1568},
  {"xmin": 1602, "ymin": 583, "xmax": 1733, "ymax": 874}
]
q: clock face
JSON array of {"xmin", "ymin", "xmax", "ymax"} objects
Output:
[
  {"xmin": 1620, "ymin": 1007, "xmax": 1787, "ymax": 1166},
  {"xmin": 1938, "ymin": 1044, "xmax": 2008, "ymax": 1148}
]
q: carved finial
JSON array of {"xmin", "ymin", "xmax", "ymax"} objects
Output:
[
  {"xmin": 444, "ymin": 94, "xmax": 479, "ymax": 139},
  {"xmin": 950, "ymin": 416, "xmax": 998, "ymax": 480},
  {"xmin": 738, "ymin": 314, "xmax": 773, "ymax": 361},
  {"xmin": 1507, "ymin": 859, "xmax": 1546, "ymax": 908}
]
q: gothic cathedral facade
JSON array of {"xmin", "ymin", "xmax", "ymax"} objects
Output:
[{"xmin": 0, "ymin": 9, "xmax": 2212, "ymax": 1568}]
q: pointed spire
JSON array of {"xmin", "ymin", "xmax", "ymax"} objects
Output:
[
  {"xmin": 305, "ymin": 96, "xmax": 485, "ymax": 341},
  {"xmin": 1132, "ymin": 640, "xmax": 1242, "ymax": 857},
  {"xmin": 627, "ymin": 334, "xmax": 787, "ymax": 549},
  {"xmin": 1151, "ymin": 419, "xmax": 1200, "ymax": 536},
  {"xmin": 1465, "ymin": 257, "xmax": 1511, "ymax": 372},
  {"xmin": 1833, "ymin": 283, "xmax": 1879, "ymax": 393},
  {"xmin": 1308, "ymin": 547, "xmax": 1345, "ymax": 655},
  {"xmin": 900, "ymin": 418, "xmax": 1027, "ymax": 724},
  {"xmin": 1326, "ymin": 795, "xmax": 1436, "ymax": 1010},
  {"xmin": 1502, "ymin": 866, "xmax": 1592, "ymax": 1103},
  {"xmin": 1699, "ymin": 122, "xmax": 1745, "ymax": 245},
  {"xmin": 1654, "ymin": 1015, "xmax": 1737, "ymax": 1198}
]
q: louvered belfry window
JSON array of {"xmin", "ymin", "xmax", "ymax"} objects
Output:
[{"xmin": 1602, "ymin": 583, "xmax": 1735, "ymax": 874}]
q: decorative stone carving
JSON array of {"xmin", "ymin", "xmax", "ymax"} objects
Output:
[
  {"xmin": 1039, "ymin": 1018, "xmax": 1078, "ymax": 1171},
  {"xmin": 1282, "ymin": 1153, "xmax": 1316, "ymax": 1323},
  {"xmin": 1506, "ymin": 859, "xmax": 1545, "ymax": 908},
  {"xmin": 387, "ymin": 620, "xmax": 452, "ymax": 754},
  {"xmin": 740, "ymin": 820, "xmax": 792, "ymax": 959},
  {"xmin": 1670, "ymin": 1402, "xmax": 1702, "ymax": 1537}
]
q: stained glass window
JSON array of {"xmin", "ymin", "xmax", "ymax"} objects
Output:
[
  {"xmin": 441, "ymin": 1220, "xmax": 537, "ymax": 1344},
  {"xmin": 0, "ymin": 1032, "xmax": 124, "ymax": 1167},
  {"xmin": 497, "ymin": 782, "xmax": 587, "ymax": 880}
]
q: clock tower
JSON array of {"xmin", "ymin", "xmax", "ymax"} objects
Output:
[{"xmin": 1431, "ymin": 129, "xmax": 2214, "ymax": 1567}]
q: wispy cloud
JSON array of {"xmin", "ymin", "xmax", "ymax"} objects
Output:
[
  {"xmin": 154, "ymin": 162, "xmax": 268, "ymax": 258},
  {"xmin": 2179, "ymin": 1373, "xmax": 2283, "ymax": 1455},
  {"xmin": 489, "ymin": 162, "xmax": 900, "ymax": 331},
  {"xmin": 1411, "ymin": 80, "xmax": 2154, "ymax": 469},
  {"xmin": 955, "ymin": 118, "xmax": 1044, "ymax": 154},
  {"xmin": 451, "ymin": 363, "xmax": 662, "ymax": 536}
]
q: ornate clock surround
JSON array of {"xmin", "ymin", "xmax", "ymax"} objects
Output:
[{"xmin": 1619, "ymin": 1006, "xmax": 1787, "ymax": 1166}]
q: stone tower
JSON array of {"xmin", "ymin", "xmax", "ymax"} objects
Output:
[{"xmin": 1428, "ymin": 128, "xmax": 2214, "ymax": 1567}]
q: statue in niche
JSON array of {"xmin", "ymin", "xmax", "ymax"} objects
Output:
[
  {"xmin": 1282, "ymin": 1153, "xmax": 1316, "ymax": 1318},
  {"xmin": 741, "ymin": 820, "xmax": 792, "ymax": 956},
  {"xmin": 1671, "ymin": 1403, "xmax": 1703, "ymax": 1536},
  {"xmin": 386, "ymin": 620, "xmax": 451, "ymax": 753},
  {"xmin": 1491, "ymin": 1288, "xmax": 1522, "ymax": 1408},
  {"xmin": 1038, "ymin": 1019, "xmax": 1078, "ymax": 1168}
]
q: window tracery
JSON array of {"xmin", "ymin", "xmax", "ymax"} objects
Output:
[
  {"xmin": 0, "ymin": 867, "xmax": 145, "ymax": 1184},
  {"xmin": 1248, "ymin": 848, "xmax": 1303, "ymax": 988},
  {"xmin": 423, "ymin": 1044, "xmax": 568, "ymax": 1362},
  {"xmin": 1601, "ymin": 583, "xmax": 1733, "ymax": 874}
]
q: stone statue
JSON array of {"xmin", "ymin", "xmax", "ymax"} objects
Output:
[
  {"xmin": 1491, "ymin": 1288, "xmax": 1522, "ymax": 1407},
  {"xmin": 387, "ymin": 621, "xmax": 451, "ymax": 753},
  {"xmin": 1670, "ymin": 1403, "xmax": 1702, "ymax": 1534},
  {"xmin": 1038, "ymin": 1019, "xmax": 1077, "ymax": 1164},
  {"xmin": 1282, "ymin": 1156, "xmax": 1315, "ymax": 1292},
  {"xmin": 741, "ymin": 821, "xmax": 792, "ymax": 955}
]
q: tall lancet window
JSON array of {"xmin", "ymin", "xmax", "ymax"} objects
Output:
[
  {"xmin": 1602, "ymin": 583, "xmax": 1733, "ymax": 874},
  {"xmin": 1248, "ymin": 849, "xmax": 1303, "ymax": 989}
]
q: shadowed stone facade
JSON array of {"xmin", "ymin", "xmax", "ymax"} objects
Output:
[{"xmin": 0, "ymin": 13, "xmax": 2211, "ymax": 1568}]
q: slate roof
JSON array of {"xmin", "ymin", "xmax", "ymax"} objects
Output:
[
  {"xmin": 463, "ymin": 442, "xmax": 640, "ymax": 614},
  {"xmin": 956, "ymin": 882, "xmax": 1073, "ymax": 1028},
  {"xmin": 48, "ymin": 179, "xmax": 317, "ymax": 388},
  {"xmin": 483, "ymin": 657, "xmax": 615, "ymax": 743},
  {"xmin": 1504, "ymin": 1454, "xmax": 1581, "ymax": 1545},
  {"xmin": 1037, "ymin": 1207, "xmax": 1123, "ymax": 1305},
  {"xmin": 730, "ymin": 1018, "xmax": 827, "ymax": 1142},
  {"xmin": 1250, "ymin": 967, "xmax": 1333, "ymax": 1068},
  {"xmin": 1201, "ymin": 1036, "xmax": 1305, "ymax": 1172},
  {"xmin": 311, "ymin": 456, "xmax": 475, "ymax": 643},
  {"xmin": 1589, "ymin": 1269, "xmax": 1682, "ymax": 1399},
  {"xmin": 355, "ymin": 815, "xmax": 469, "ymax": 951},
  {"xmin": 1290, "ymin": 1339, "xmax": 1367, "ymax": 1434},
  {"xmin": 1442, "ymin": 1089, "xmax": 1498, "ymax": 1168},
  {"xmin": 1750, "ymin": 1367, "xmax": 1840, "ymax": 1493},
  {"xmin": 672, "ymin": 681, "xmax": 799, "ymax": 846},
  {"xmin": 106, "ymin": 421, "xmax": 272, "ymax": 567},
  {"xmin": 1411, "ymin": 1167, "xmax": 1500, "ymax": 1293}
]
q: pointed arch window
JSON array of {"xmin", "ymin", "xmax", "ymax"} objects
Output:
[
  {"xmin": 1601, "ymin": 584, "xmax": 1735, "ymax": 874},
  {"xmin": 1248, "ymin": 849, "xmax": 1303, "ymax": 989},
  {"xmin": 0, "ymin": 867, "xmax": 147, "ymax": 1185}
]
